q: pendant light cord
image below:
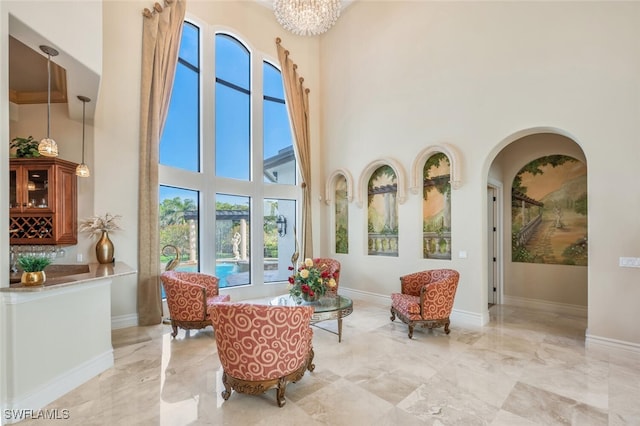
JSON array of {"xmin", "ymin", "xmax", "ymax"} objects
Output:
[
  {"xmin": 81, "ymin": 99, "xmax": 86, "ymax": 163},
  {"xmin": 46, "ymin": 52, "xmax": 51, "ymax": 138}
]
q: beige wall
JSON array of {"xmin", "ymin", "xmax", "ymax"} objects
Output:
[
  {"xmin": 319, "ymin": 1, "xmax": 640, "ymax": 345},
  {"xmin": 2, "ymin": 0, "xmax": 640, "ymax": 376}
]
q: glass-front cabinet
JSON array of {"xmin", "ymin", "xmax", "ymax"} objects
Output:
[
  {"xmin": 9, "ymin": 158, "xmax": 78, "ymax": 245},
  {"xmin": 10, "ymin": 164, "xmax": 52, "ymax": 212}
]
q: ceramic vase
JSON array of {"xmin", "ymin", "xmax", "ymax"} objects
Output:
[
  {"xmin": 21, "ymin": 271, "xmax": 46, "ymax": 286},
  {"xmin": 96, "ymin": 230, "xmax": 114, "ymax": 264}
]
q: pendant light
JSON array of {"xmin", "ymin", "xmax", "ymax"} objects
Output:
[
  {"xmin": 76, "ymin": 95, "xmax": 91, "ymax": 177},
  {"xmin": 38, "ymin": 45, "xmax": 59, "ymax": 157}
]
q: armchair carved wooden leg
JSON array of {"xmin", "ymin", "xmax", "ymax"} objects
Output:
[
  {"xmin": 221, "ymin": 372, "xmax": 232, "ymax": 401},
  {"xmin": 444, "ymin": 319, "xmax": 451, "ymax": 335},
  {"xmin": 390, "ymin": 307, "xmax": 396, "ymax": 322},
  {"xmin": 171, "ymin": 323, "xmax": 178, "ymax": 338},
  {"xmin": 307, "ymin": 347, "xmax": 315, "ymax": 372},
  {"xmin": 276, "ymin": 377, "xmax": 287, "ymax": 407}
]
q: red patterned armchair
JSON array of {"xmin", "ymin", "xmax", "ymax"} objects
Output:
[
  {"xmin": 313, "ymin": 257, "xmax": 341, "ymax": 295},
  {"xmin": 160, "ymin": 271, "xmax": 231, "ymax": 338},
  {"xmin": 390, "ymin": 269, "xmax": 460, "ymax": 339},
  {"xmin": 209, "ymin": 302, "xmax": 315, "ymax": 407}
]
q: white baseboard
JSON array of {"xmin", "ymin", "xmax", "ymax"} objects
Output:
[
  {"xmin": 3, "ymin": 351, "xmax": 113, "ymax": 424},
  {"xmin": 586, "ymin": 333, "xmax": 640, "ymax": 354},
  {"xmin": 451, "ymin": 308, "xmax": 489, "ymax": 327},
  {"xmin": 111, "ymin": 313, "xmax": 139, "ymax": 330},
  {"xmin": 503, "ymin": 295, "xmax": 587, "ymax": 317},
  {"xmin": 340, "ymin": 287, "xmax": 390, "ymax": 306}
]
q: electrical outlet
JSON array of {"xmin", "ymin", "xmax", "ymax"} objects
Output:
[
  {"xmin": 619, "ymin": 257, "xmax": 640, "ymax": 268},
  {"xmin": 77, "ymin": 253, "xmax": 83, "ymax": 263}
]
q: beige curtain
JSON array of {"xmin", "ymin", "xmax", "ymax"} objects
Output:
[
  {"xmin": 138, "ymin": 0, "xmax": 186, "ymax": 325},
  {"xmin": 276, "ymin": 38, "xmax": 313, "ymax": 259}
]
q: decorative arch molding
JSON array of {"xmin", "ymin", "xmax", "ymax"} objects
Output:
[
  {"xmin": 324, "ymin": 169, "xmax": 354, "ymax": 205},
  {"xmin": 356, "ymin": 157, "xmax": 407, "ymax": 208},
  {"xmin": 410, "ymin": 144, "xmax": 462, "ymax": 194}
]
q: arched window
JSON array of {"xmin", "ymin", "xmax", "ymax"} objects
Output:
[{"xmin": 159, "ymin": 21, "xmax": 299, "ymax": 289}]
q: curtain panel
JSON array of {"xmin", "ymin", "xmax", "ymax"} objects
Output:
[
  {"xmin": 276, "ymin": 38, "xmax": 313, "ymax": 260},
  {"xmin": 138, "ymin": 0, "xmax": 186, "ymax": 325}
]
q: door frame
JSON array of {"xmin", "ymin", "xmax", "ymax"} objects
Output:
[{"xmin": 487, "ymin": 180, "xmax": 503, "ymax": 305}]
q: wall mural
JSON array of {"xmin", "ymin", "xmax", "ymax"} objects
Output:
[
  {"xmin": 368, "ymin": 165, "xmax": 398, "ymax": 256},
  {"xmin": 511, "ymin": 155, "xmax": 587, "ymax": 266},
  {"xmin": 334, "ymin": 174, "xmax": 349, "ymax": 254},
  {"xmin": 422, "ymin": 153, "xmax": 451, "ymax": 259}
]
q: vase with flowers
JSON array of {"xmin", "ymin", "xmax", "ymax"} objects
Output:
[
  {"xmin": 79, "ymin": 213, "xmax": 122, "ymax": 264},
  {"xmin": 288, "ymin": 258, "xmax": 338, "ymax": 304}
]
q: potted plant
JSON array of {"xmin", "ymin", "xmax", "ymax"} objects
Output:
[
  {"xmin": 17, "ymin": 255, "xmax": 52, "ymax": 286},
  {"xmin": 10, "ymin": 136, "xmax": 41, "ymax": 158}
]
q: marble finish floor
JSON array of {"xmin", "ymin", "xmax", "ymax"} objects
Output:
[{"xmin": 19, "ymin": 300, "xmax": 640, "ymax": 425}]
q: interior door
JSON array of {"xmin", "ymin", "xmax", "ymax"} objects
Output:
[{"xmin": 487, "ymin": 186, "xmax": 497, "ymax": 305}]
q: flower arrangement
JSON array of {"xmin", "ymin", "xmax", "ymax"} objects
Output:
[
  {"xmin": 288, "ymin": 258, "xmax": 338, "ymax": 302},
  {"xmin": 79, "ymin": 213, "xmax": 122, "ymax": 239}
]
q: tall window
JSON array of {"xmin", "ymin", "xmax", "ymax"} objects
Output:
[
  {"xmin": 160, "ymin": 22, "xmax": 199, "ymax": 171},
  {"xmin": 159, "ymin": 20, "xmax": 299, "ymax": 289},
  {"xmin": 215, "ymin": 34, "xmax": 250, "ymax": 181}
]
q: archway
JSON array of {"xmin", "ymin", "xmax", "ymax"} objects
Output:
[{"xmin": 485, "ymin": 129, "xmax": 588, "ymax": 320}]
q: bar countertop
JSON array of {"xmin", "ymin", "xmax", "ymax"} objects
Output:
[{"xmin": 3, "ymin": 262, "xmax": 136, "ymax": 292}]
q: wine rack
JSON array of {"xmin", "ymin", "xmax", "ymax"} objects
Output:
[{"xmin": 10, "ymin": 216, "xmax": 55, "ymax": 242}]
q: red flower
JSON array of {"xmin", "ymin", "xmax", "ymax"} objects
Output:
[
  {"xmin": 288, "ymin": 276, "xmax": 295, "ymax": 284},
  {"xmin": 288, "ymin": 266, "xmax": 294, "ymax": 271},
  {"xmin": 301, "ymin": 284, "xmax": 310, "ymax": 293},
  {"xmin": 321, "ymin": 271, "xmax": 329, "ymax": 279},
  {"xmin": 308, "ymin": 289, "xmax": 315, "ymax": 297}
]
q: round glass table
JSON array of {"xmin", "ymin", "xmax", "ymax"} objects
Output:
[{"xmin": 270, "ymin": 294, "xmax": 353, "ymax": 342}]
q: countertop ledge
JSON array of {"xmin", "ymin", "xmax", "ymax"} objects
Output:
[{"xmin": 3, "ymin": 262, "xmax": 136, "ymax": 292}]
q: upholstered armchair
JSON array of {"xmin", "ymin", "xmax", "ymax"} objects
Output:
[
  {"xmin": 160, "ymin": 271, "xmax": 231, "ymax": 338},
  {"xmin": 390, "ymin": 269, "xmax": 460, "ymax": 339},
  {"xmin": 313, "ymin": 257, "xmax": 341, "ymax": 295},
  {"xmin": 209, "ymin": 302, "xmax": 315, "ymax": 407}
]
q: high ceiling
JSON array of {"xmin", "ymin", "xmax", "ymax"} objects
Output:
[{"xmin": 9, "ymin": 36, "xmax": 67, "ymax": 105}]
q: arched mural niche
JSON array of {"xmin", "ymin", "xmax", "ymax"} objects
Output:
[
  {"xmin": 410, "ymin": 144, "xmax": 461, "ymax": 260},
  {"xmin": 485, "ymin": 129, "xmax": 589, "ymax": 315},
  {"xmin": 357, "ymin": 158, "xmax": 406, "ymax": 257},
  {"xmin": 325, "ymin": 169, "xmax": 354, "ymax": 254}
]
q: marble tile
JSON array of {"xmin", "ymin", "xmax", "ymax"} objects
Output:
[
  {"xmin": 501, "ymin": 382, "xmax": 608, "ymax": 426},
  {"xmin": 14, "ymin": 300, "xmax": 640, "ymax": 426},
  {"xmin": 397, "ymin": 376, "xmax": 499, "ymax": 424}
]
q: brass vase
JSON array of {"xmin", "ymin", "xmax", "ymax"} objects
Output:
[
  {"xmin": 21, "ymin": 271, "xmax": 46, "ymax": 286},
  {"xmin": 96, "ymin": 230, "xmax": 114, "ymax": 264}
]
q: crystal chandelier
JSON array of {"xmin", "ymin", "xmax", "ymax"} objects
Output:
[
  {"xmin": 38, "ymin": 45, "xmax": 59, "ymax": 157},
  {"xmin": 274, "ymin": 0, "xmax": 341, "ymax": 37}
]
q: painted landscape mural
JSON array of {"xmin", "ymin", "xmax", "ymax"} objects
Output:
[
  {"xmin": 368, "ymin": 165, "xmax": 398, "ymax": 256},
  {"xmin": 334, "ymin": 174, "xmax": 348, "ymax": 254},
  {"xmin": 423, "ymin": 153, "xmax": 452, "ymax": 259},
  {"xmin": 511, "ymin": 155, "xmax": 588, "ymax": 266}
]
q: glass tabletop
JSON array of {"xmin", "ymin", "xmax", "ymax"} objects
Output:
[{"xmin": 270, "ymin": 294, "xmax": 352, "ymax": 314}]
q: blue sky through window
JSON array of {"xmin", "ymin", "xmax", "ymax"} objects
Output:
[{"xmin": 160, "ymin": 24, "xmax": 294, "ymax": 200}]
